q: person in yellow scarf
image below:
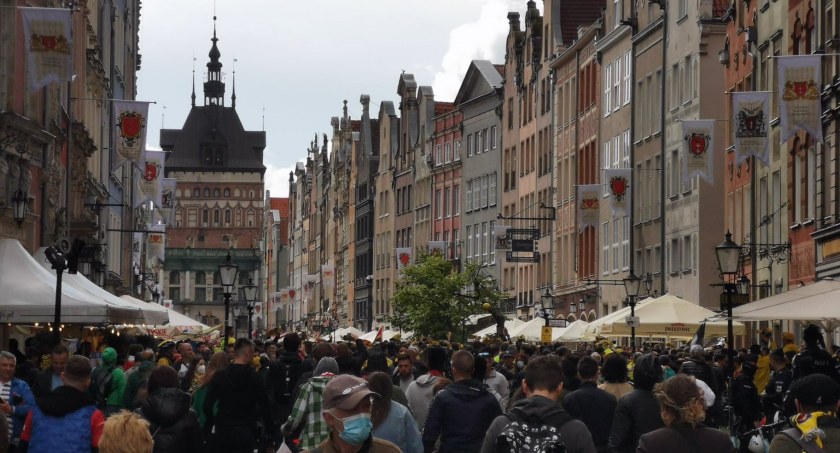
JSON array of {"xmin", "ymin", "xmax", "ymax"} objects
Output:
[
  {"xmin": 768, "ymin": 373, "xmax": 840, "ymax": 452},
  {"xmin": 754, "ymin": 346, "xmax": 771, "ymax": 394}
]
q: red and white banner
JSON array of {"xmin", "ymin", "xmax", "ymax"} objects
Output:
[
  {"xmin": 577, "ymin": 185, "xmax": 600, "ymax": 231},
  {"xmin": 732, "ymin": 91, "xmax": 771, "ymax": 166},
  {"xmin": 604, "ymin": 169, "xmax": 631, "ymax": 218},
  {"xmin": 113, "ymin": 100, "xmax": 150, "ymax": 164},
  {"xmin": 427, "ymin": 241, "xmax": 446, "ymax": 255},
  {"xmin": 682, "ymin": 120, "xmax": 715, "ymax": 183},
  {"xmin": 140, "ymin": 150, "xmax": 166, "ymax": 207},
  {"xmin": 778, "ymin": 55, "xmax": 823, "ymax": 142},
  {"xmin": 279, "ymin": 289, "xmax": 290, "ymax": 306},
  {"xmin": 396, "ymin": 248, "xmax": 412, "ymax": 271},
  {"xmin": 147, "ymin": 225, "xmax": 166, "ymax": 264},
  {"xmin": 20, "ymin": 7, "xmax": 72, "ymax": 91},
  {"xmin": 321, "ymin": 264, "xmax": 335, "ymax": 292}
]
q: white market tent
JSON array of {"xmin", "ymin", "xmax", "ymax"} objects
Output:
[
  {"xmin": 554, "ymin": 319, "xmax": 591, "ymax": 342},
  {"xmin": 508, "ymin": 317, "xmax": 565, "ymax": 342},
  {"xmin": 587, "ymin": 293, "xmax": 745, "ymax": 339},
  {"xmin": 360, "ymin": 329, "xmax": 400, "ymax": 342},
  {"xmin": 0, "ymin": 239, "xmax": 131, "ymax": 324},
  {"xmin": 732, "ymin": 279, "xmax": 840, "ymax": 327},
  {"xmin": 322, "ymin": 326, "xmax": 365, "ymax": 341},
  {"xmin": 32, "ymin": 248, "xmax": 155, "ymax": 325},
  {"xmin": 474, "ymin": 318, "xmax": 526, "ymax": 338}
]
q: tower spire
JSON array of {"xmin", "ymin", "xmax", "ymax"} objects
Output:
[
  {"xmin": 231, "ymin": 58, "xmax": 237, "ymax": 108},
  {"xmin": 191, "ymin": 68, "xmax": 196, "ymax": 107},
  {"xmin": 203, "ymin": 15, "xmax": 225, "ymax": 106}
]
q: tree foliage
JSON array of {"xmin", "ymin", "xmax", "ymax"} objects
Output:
[{"xmin": 391, "ymin": 254, "xmax": 502, "ymax": 339}]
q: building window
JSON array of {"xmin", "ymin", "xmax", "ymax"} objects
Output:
[
  {"xmin": 214, "ymin": 209, "xmax": 220, "ymax": 226},
  {"xmin": 224, "ymin": 188, "xmax": 230, "ymax": 197},
  {"xmin": 193, "ymin": 188, "xmax": 200, "ymax": 197},
  {"xmin": 490, "ymin": 126, "xmax": 498, "ymax": 149},
  {"xmin": 482, "ymin": 128, "xmax": 489, "ymax": 152},
  {"xmin": 213, "ymin": 188, "xmax": 220, "ymax": 197},
  {"xmin": 453, "ymin": 185, "xmax": 460, "ymax": 215},
  {"xmin": 489, "ymin": 173, "xmax": 497, "ymax": 206},
  {"xmin": 225, "ymin": 209, "xmax": 231, "ymax": 225},
  {"xmin": 466, "ymin": 225, "xmax": 472, "ymax": 258},
  {"xmin": 604, "ymin": 63, "xmax": 612, "ymax": 115},
  {"xmin": 444, "ymin": 187, "xmax": 451, "ymax": 217},
  {"xmin": 623, "ymin": 51, "xmax": 631, "ymax": 105},
  {"xmin": 169, "ymin": 271, "xmax": 180, "ymax": 285},
  {"xmin": 454, "ymin": 139, "xmax": 461, "ymax": 161},
  {"xmin": 613, "ymin": 57, "xmax": 621, "ymax": 112},
  {"xmin": 467, "ymin": 134, "xmax": 473, "ymax": 157},
  {"xmin": 435, "ymin": 145, "xmax": 442, "ymax": 165},
  {"xmin": 195, "ymin": 271, "xmax": 206, "ymax": 285},
  {"xmin": 204, "ymin": 188, "xmax": 210, "ymax": 197},
  {"xmin": 435, "ymin": 189, "xmax": 442, "ymax": 219},
  {"xmin": 444, "ymin": 142, "xmax": 452, "ymax": 163}
]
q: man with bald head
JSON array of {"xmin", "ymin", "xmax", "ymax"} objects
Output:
[{"xmin": 422, "ymin": 350, "xmax": 502, "ymax": 453}]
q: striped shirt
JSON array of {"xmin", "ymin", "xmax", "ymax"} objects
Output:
[{"xmin": 0, "ymin": 381, "xmax": 11, "ymax": 442}]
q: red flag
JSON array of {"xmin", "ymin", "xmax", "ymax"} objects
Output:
[{"xmin": 374, "ymin": 326, "xmax": 384, "ymax": 343}]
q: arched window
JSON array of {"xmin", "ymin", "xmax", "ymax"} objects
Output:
[
  {"xmin": 214, "ymin": 209, "xmax": 220, "ymax": 226},
  {"xmin": 202, "ymin": 209, "xmax": 209, "ymax": 225},
  {"xmin": 176, "ymin": 189, "xmax": 182, "ymax": 197},
  {"xmin": 225, "ymin": 209, "xmax": 231, "ymax": 225},
  {"xmin": 204, "ymin": 188, "xmax": 210, "ymax": 197},
  {"xmin": 214, "ymin": 188, "xmax": 220, "ymax": 197},
  {"xmin": 224, "ymin": 188, "xmax": 230, "ymax": 197},
  {"xmin": 193, "ymin": 188, "xmax": 200, "ymax": 197},
  {"xmin": 195, "ymin": 271, "xmax": 206, "ymax": 285},
  {"xmin": 249, "ymin": 190, "xmax": 255, "ymax": 198},
  {"xmin": 247, "ymin": 209, "xmax": 255, "ymax": 227}
]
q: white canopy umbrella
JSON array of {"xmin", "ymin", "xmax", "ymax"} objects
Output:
[
  {"xmin": 508, "ymin": 317, "xmax": 565, "ymax": 342},
  {"xmin": 589, "ymin": 293, "xmax": 745, "ymax": 339},
  {"xmin": 322, "ymin": 326, "xmax": 365, "ymax": 340},
  {"xmin": 554, "ymin": 319, "xmax": 592, "ymax": 342},
  {"xmin": 33, "ymin": 248, "xmax": 148, "ymax": 325},
  {"xmin": 732, "ymin": 279, "xmax": 840, "ymax": 325},
  {"xmin": 118, "ymin": 295, "xmax": 175, "ymax": 326},
  {"xmin": 473, "ymin": 318, "xmax": 525, "ymax": 338},
  {"xmin": 0, "ymin": 239, "xmax": 127, "ymax": 324},
  {"xmin": 360, "ymin": 329, "xmax": 399, "ymax": 342}
]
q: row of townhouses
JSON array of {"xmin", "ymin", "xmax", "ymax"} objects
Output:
[{"xmin": 281, "ymin": 0, "xmax": 840, "ymax": 340}]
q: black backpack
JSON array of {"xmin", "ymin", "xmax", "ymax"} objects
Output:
[
  {"xmin": 496, "ymin": 410, "xmax": 571, "ymax": 453},
  {"xmin": 90, "ymin": 366, "xmax": 114, "ymax": 409}
]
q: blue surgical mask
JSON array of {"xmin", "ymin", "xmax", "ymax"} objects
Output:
[{"xmin": 337, "ymin": 413, "xmax": 372, "ymax": 445}]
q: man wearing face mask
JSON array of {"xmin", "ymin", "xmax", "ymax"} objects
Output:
[{"xmin": 305, "ymin": 374, "xmax": 400, "ymax": 453}]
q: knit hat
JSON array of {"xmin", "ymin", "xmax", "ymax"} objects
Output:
[
  {"xmin": 790, "ymin": 374, "xmax": 840, "ymax": 407},
  {"xmin": 314, "ymin": 357, "xmax": 339, "ymax": 376},
  {"xmin": 782, "ymin": 332, "xmax": 795, "ymax": 341}
]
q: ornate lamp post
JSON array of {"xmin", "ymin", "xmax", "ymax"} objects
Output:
[
  {"xmin": 715, "ymin": 231, "xmax": 742, "ymax": 380},
  {"xmin": 540, "ymin": 287, "xmax": 554, "ymax": 327},
  {"xmin": 623, "ymin": 272, "xmax": 641, "ymax": 350},
  {"xmin": 218, "ymin": 252, "xmax": 238, "ymax": 346}
]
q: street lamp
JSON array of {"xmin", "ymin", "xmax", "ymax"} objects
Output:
[
  {"xmin": 623, "ymin": 272, "xmax": 641, "ymax": 351},
  {"xmin": 218, "ymin": 252, "xmax": 238, "ymax": 346},
  {"xmin": 44, "ymin": 246, "xmax": 67, "ymax": 342},
  {"xmin": 540, "ymin": 287, "xmax": 554, "ymax": 327},
  {"xmin": 11, "ymin": 187, "xmax": 27, "ymax": 227},
  {"xmin": 244, "ymin": 277, "xmax": 258, "ymax": 339},
  {"xmin": 715, "ymin": 230, "xmax": 742, "ymax": 379}
]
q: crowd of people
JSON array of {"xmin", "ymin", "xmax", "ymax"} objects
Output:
[{"xmin": 0, "ymin": 322, "xmax": 837, "ymax": 453}]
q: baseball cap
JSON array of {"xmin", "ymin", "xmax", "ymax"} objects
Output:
[
  {"xmin": 790, "ymin": 374, "xmax": 840, "ymax": 407},
  {"xmin": 323, "ymin": 375, "xmax": 380, "ymax": 411}
]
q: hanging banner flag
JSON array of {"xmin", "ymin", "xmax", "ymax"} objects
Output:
[
  {"xmin": 577, "ymin": 184, "xmax": 600, "ymax": 232},
  {"xmin": 279, "ymin": 288, "xmax": 290, "ymax": 306},
  {"xmin": 20, "ymin": 7, "xmax": 72, "ymax": 92},
  {"xmin": 303, "ymin": 274, "xmax": 318, "ymax": 302},
  {"xmin": 682, "ymin": 120, "xmax": 715, "ymax": 183},
  {"xmin": 732, "ymin": 91, "xmax": 771, "ymax": 166},
  {"xmin": 778, "ymin": 55, "xmax": 823, "ymax": 143},
  {"xmin": 604, "ymin": 169, "xmax": 632, "ymax": 218},
  {"xmin": 494, "ymin": 225, "xmax": 510, "ymax": 250},
  {"xmin": 396, "ymin": 247, "xmax": 412, "ymax": 271},
  {"xmin": 113, "ymin": 100, "xmax": 150, "ymax": 164},
  {"xmin": 288, "ymin": 287, "xmax": 297, "ymax": 301},
  {"xmin": 159, "ymin": 178, "xmax": 177, "ymax": 226},
  {"xmin": 133, "ymin": 172, "xmax": 150, "ymax": 209},
  {"xmin": 147, "ymin": 226, "xmax": 166, "ymax": 264},
  {"xmin": 428, "ymin": 241, "xmax": 446, "ymax": 256},
  {"xmin": 140, "ymin": 150, "xmax": 165, "ymax": 207},
  {"xmin": 321, "ymin": 264, "xmax": 335, "ymax": 292},
  {"xmin": 253, "ymin": 302, "xmax": 263, "ymax": 320}
]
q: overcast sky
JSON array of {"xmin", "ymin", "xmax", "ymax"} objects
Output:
[{"xmin": 137, "ymin": 1, "xmax": 534, "ymax": 198}]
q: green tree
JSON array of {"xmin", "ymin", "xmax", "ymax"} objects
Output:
[{"xmin": 391, "ymin": 254, "xmax": 502, "ymax": 339}]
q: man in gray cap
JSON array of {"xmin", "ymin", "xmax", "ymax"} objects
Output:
[{"xmin": 305, "ymin": 374, "xmax": 400, "ymax": 453}]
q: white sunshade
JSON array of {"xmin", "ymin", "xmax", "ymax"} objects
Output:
[
  {"xmin": 33, "ymin": 248, "xmax": 146, "ymax": 325},
  {"xmin": 118, "ymin": 295, "xmax": 172, "ymax": 326},
  {"xmin": 0, "ymin": 239, "xmax": 126, "ymax": 324},
  {"xmin": 473, "ymin": 318, "xmax": 526, "ymax": 338},
  {"xmin": 508, "ymin": 317, "xmax": 565, "ymax": 342},
  {"xmin": 732, "ymin": 279, "xmax": 840, "ymax": 325},
  {"xmin": 587, "ymin": 293, "xmax": 745, "ymax": 339},
  {"xmin": 554, "ymin": 319, "xmax": 592, "ymax": 342},
  {"xmin": 322, "ymin": 326, "xmax": 365, "ymax": 340}
]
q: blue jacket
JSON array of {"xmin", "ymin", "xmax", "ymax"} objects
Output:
[
  {"xmin": 26, "ymin": 404, "xmax": 96, "ymax": 452},
  {"xmin": 372, "ymin": 400, "xmax": 423, "ymax": 453},
  {"xmin": 8, "ymin": 377, "xmax": 35, "ymax": 443}
]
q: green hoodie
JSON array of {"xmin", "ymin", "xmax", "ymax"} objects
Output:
[
  {"xmin": 124, "ymin": 360, "xmax": 154, "ymax": 410},
  {"xmin": 101, "ymin": 347, "xmax": 126, "ymax": 410}
]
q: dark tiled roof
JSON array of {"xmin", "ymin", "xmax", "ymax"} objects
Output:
[
  {"xmin": 558, "ymin": 0, "xmax": 605, "ymax": 47},
  {"xmin": 161, "ymin": 104, "xmax": 265, "ymax": 173},
  {"xmin": 494, "ymin": 64, "xmax": 505, "ymax": 77}
]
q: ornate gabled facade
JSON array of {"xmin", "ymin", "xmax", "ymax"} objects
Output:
[
  {"xmin": 353, "ymin": 96, "xmax": 379, "ymax": 330},
  {"xmin": 0, "ymin": 1, "xmax": 141, "ymax": 294},
  {"xmin": 373, "ymin": 101, "xmax": 398, "ymax": 327},
  {"xmin": 160, "ymin": 24, "xmax": 265, "ymax": 334}
]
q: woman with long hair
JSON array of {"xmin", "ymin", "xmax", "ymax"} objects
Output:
[
  {"xmin": 637, "ymin": 374, "xmax": 734, "ymax": 452},
  {"xmin": 599, "ymin": 353, "xmax": 634, "ymax": 400},
  {"xmin": 191, "ymin": 351, "xmax": 227, "ymax": 428},
  {"xmin": 367, "ymin": 371, "xmax": 423, "ymax": 453}
]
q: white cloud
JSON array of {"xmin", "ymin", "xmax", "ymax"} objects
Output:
[
  {"xmin": 432, "ymin": 0, "xmax": 533, "ymax": 100},
  {"xmin": 264, "ymin": 162, "xmax": 295, "ymax": 199}
]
